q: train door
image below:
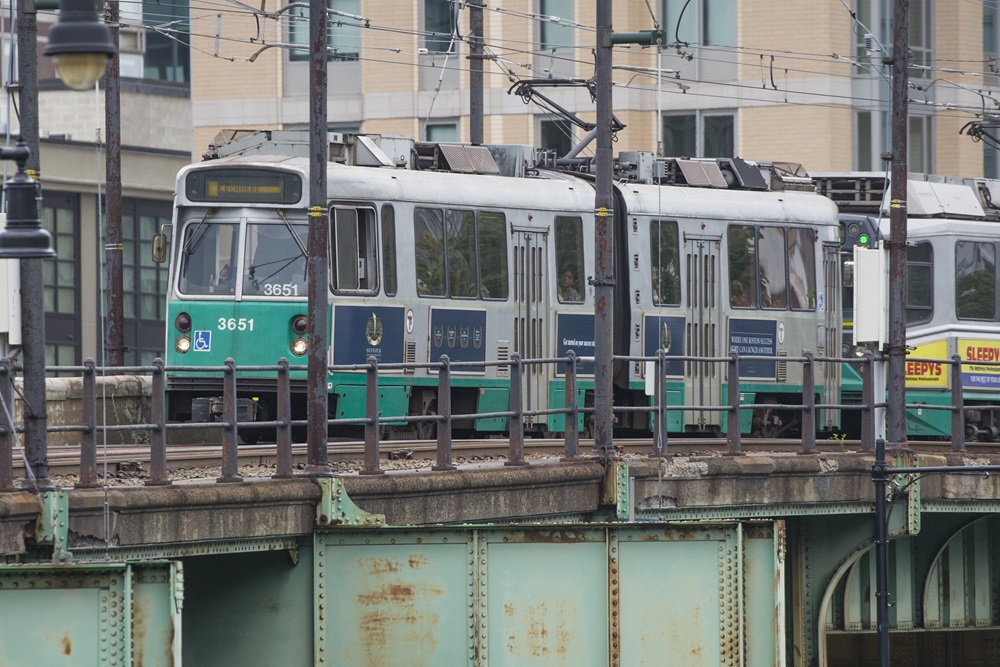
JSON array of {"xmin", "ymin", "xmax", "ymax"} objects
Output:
[
  {"xmin": 822, "ymin": 243, "xmax": 842, "ymax": 431},
  {"xmin": 512, "ymin": 226, "xmax": 549, "ymax": 427},
  {"xmin": 684, "ymin": 233, "xmax": 723, "ymax": 432}
]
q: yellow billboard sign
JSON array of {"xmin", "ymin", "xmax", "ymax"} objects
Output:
[{"xmin": 905, "ymin": 340, "xmax": 948, "ymax": 387}]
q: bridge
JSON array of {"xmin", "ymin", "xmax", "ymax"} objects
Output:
[{"xmin": 1, "ymin": 358, "xmax": 999, "ymax": 666}]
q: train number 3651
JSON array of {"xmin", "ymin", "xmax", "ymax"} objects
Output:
[{"xmin": 218, "ymin": 318, "xmax": 255, "ymax": 332}]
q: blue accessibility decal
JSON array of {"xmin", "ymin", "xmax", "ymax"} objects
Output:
[{"xmin": 193, "ymin": 330, "xmax": 212, "ymax": 352}]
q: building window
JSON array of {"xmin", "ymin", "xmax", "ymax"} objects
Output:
[
  {"xmin": 122, "ymin": 200, "xmax": 171, "ymax": 365},
  {"xmin": 855, "ymin": 110, "xmax": 934, "ymax": 172},
  {"xmin": 289, "ymin": 0, "xmax": 361, "ymax": 62},
  {"xmin": 853, "ymin": 0, "xmax": 931, "ymax": 75},
  {"xmin": 42, "ymin": 193, "xmax": 80, "ymax": 367},
  {"xmin": 663, "ymin": 0, "xmax": 735, "ymax": 45},
  {"xmin": 662, "ymin": 112, "xmax": 734, "ymax": 158},
  {"xmin": 425, "ymin": 0, "xmax": 457, "ymax": 54},
  {"xmin": 426, "ymin": 123, "xmax": 458, "ymax": 142},
  {"xmin": 539, "ymin": 0, "xmax": 574, "ymax": 51},
  {"xmin": 540, "ymin": 118, "xmax": 575, "ymax": 158},
  {"xmin": 142, "ymin": 0, "xmax": 190, "ymax": 82}
]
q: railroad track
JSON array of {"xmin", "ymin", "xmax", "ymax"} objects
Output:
[{"xmin": 14, "ymin": 437, "xmax": 1000, "ymax": 480}]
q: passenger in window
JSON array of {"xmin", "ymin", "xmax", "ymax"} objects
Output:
[
  {"xmin": 217, "ymin": 263, "xmax": 235, "ymax": 292},
  {"xmin": 559, "ymin": 269, "xmax": 582, "ymax": 302},
  {"xmin": 731, "ymin": 280, "xmax": 750, "ymax": 308}
]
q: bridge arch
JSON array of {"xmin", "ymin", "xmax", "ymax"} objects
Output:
[{"xmin": 818, "ymin": 514, "xmax": 1000, "ymax": 666}]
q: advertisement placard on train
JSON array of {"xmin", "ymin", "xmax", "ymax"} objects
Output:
[
  {"xmin": 728, "ymin": 319, "xmax": 776, "ymax": 378},
  {"xmin": 556, "ymin": 313, "xmax": 595, "ymax": 375},
  {"xmin": 959, "ymin": 338, "xmax": 1000, "ymax": 388},
  {"xmin": 905, "ymin": 340, "xmax": 948, "ymax": 388},
  {"xmin": 642, "ymin": 315, "xmax": 685, "ymax": 376},
  {"xmin": 333, "ymin": 305, "xmax": 405, "ymax": 364},
  {"xmin": 429, "ymin": 308, "xmax": 487, "ymax": 369}
]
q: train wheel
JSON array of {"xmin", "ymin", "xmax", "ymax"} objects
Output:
[{"xmin": 415, "ymin": 403, "xmax": 438, "ymax": 441}]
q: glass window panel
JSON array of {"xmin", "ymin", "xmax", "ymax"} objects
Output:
[
  {"xmin": 288, "ymin": 0, "xmax": 359, "ymax": 62},
  {"xmin": 244, "ymin": 221, "xmax": 309, "ymax": 296},
  {"xmin": 56, "ymin": 234, "xmax": 74, "ymax": 258},
  {"xmin": 141, "ymin": 294, "xmax": 158, "ymax": 319},
  {"xmin": 703, "ymin": 115, "xmax": 734, "ymax": 158},
  {"xmin": 57, "ymin": 288, "xmax": 75, "ymax": 313},
  {"xmin": 787, "ymin": 228, "xmax": 816, "ymax": 310},
  {"xmin": 758, "ymin": 226, "xmax": 787, "ymax": 309},
  {"xmin": 663, "ymin": 0, "xmax": 696, "ymax": 44},
  {"xmin": 381, "ymin": 205, "xmax": 397, "ymax": 297},
  {"xmin": 956, "ymin": 241, "xmax": 996, "ymax": 320},
  {"xmin": 651, "ymin": 220, "xmax": 681, "ymax": 306},
  {"xmin": 426, "ymin": 124, "xmax": 458, "ymax": 142},
  {"xmin": 555, "ymin": 216, "xmax": 584, "ymax": 303},
  {"xmin": 728, "ymin": 225, "xmax": 758, "ymax": 307},
  {"xmin": 540, "ymin": 119, "xmax": 574, "ymax": 157},
  {"xmin": 179, "ymin": 220, "xmax": 239, "ymax": 295},
  {"xmin": 415, "ymin": 207, "xmax": 446, "ymax": 296},
  {"xmin": 539, "ymin": 0, "xmax": 574, "ymax": 50},
  {"xmin": 446, "ymin": 209, "xmax": 478, "ymax": 298},
  {"xmin": 56, "ymin": 209, "xmax": 74, "ymax": 234},
  {"xmin": 332, "ymin": 208, "xmax": 361, "ymax": 291},
  {"xmin": 42, "ymin": 262, "xmax": 54, "ymax": 283},
  {"xmin": 425, "ymin": 0, "xmax": 455, "ymax": 53},
  {"xmin": 478, "ymin": 211, "xmax": 508, "ymax": 299},
  {"xmin": 703, "ymin": 0, "xmax": 736, "ymax": 45},
  {"xmin": 663, "ymin": 114, "xmax": 696, "ymax": 157},
  {"xmin": 43, "ymin": 286, "xmax": 55, "ymax": 311}
]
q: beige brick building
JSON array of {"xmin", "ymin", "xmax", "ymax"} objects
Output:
[{"xmin": 190, "ymin": 0, "xmax": 1000, "ymax": 177}]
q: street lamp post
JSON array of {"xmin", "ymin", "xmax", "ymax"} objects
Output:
[{"xmin": 0, "ymin": 0, "xmax": 115, "ymax": 491}]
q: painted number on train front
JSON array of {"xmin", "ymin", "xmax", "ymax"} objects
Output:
[{"xmin": 218, "ymin": 317, "xmax": 255, "ymax": 331}]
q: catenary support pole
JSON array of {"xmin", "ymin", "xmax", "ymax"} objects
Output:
[
  {"xmin": 469, "ymin": 0, "xmax": 484, "ymax": 145},
  {"xmin": 306, "ymin": 0, "xmax": 331, "ymax": 473},
  {"xmin": 104, "ymin": 1, "xmax": 124, "ymax": 366}
]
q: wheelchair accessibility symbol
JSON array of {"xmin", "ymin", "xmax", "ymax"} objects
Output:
[{"xmin": 193, "ymin": 330, "xmax": 212, "ymax": 352}]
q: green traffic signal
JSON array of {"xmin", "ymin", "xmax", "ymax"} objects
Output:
[{"xmin": 858, "ymin": 233, "xmax": 870, "ymax": 246}]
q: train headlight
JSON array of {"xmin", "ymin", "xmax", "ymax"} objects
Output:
[
  {"xmin": 175, "ymin": 335, "xmax": 191, "ymax": 354},
  {"xmin": 291, "ymin": 336, "xmax": 308, "ymax": 356},
  {"xmin": 292, "ymin": 315, "xmax": 308, "ymax": 335},
  {"xmin": 175, "ymin": 312, "xmax": 192, "ymax": 332}
]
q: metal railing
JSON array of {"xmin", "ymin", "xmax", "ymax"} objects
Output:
[{"xmin": 1, "ymin": 348, "xmax": 978, "ymax": 490}]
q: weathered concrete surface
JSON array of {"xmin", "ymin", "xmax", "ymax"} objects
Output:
[
  {"xmin": 341, "ymin": 459, "xmax": 606, "ymax": 525},
  {"xmin": 3, "ymin": 451, "xmax": 1000, "ymax": 559}
]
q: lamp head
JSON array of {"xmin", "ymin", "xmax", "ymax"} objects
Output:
[{"xmin": 43, "ymin": 0, "xmax": 117, "ymax": 90}]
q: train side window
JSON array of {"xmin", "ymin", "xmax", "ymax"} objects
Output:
[
  {"xmin": 787, "ymin": 227, "xmax": 816, "ymax": 310},
  {"xmin": 955, "ymin": 240, "xmax": 994, "ymax": 320},
  {"xmin": 555, "ymin": 215, "xmax": 584, "ymax": 303},
  {"xmin": 727, "ymin": 225, "xmax": 758, "ymax": 308},
  {"xmin": 757, "ymin": 226, "xmax": 787, "ymax": 309},
  {"xmin": 906, "ymin": 242, "xmax": 932, "ymax": 324},
  {"xmin": 478, "ymin": 211, "xmax": 508, "ymax": 299},
  {"xmin": 331, "ymin": 206, "xmax": 378, "ymax": 294},
  {"xmin": 381, "ymin": 204, "xmax": 397, "ymax": 297},
  {"xmin": 446, "ymin": 209, "xmax": 478, "ymax": 298},
  {"xmin": 414, "ymin": 207, "xmax": 446, "ymax": 296},
  {"xmin": 650, "ymin": 219, "xmax": 680, "ymax": 306}
]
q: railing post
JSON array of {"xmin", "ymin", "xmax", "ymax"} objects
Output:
[
  {"xmin": 0, "ymin": 357, "xmax": 13, "ymax": 491},
  {"xmin": 562, "ymin": 351, "xmax": 579, "ymax": 460},
  {"xmin": 861, "ymin": 351, "xmax": 875, "ymax": 451},
  {"xmin": 800, "ymin": 350, "xmax": 816, "ymax": 454},
  {"xmin": 361, "ymin": 356, "xmax": 384, "ymax": 475},
  {"xmin": 950, "ymin": 353, "xmax": 965, "ymax": 452},
  {"xmin": 727, "ymin": 352, "xmax": 742, "ymax": 455},
  {"xmin": 217, "ymin": 358, "xmax": 242, "ymax": 483},
  {"xmin": 434, "ymin": 355, "xmax": 456, "ymax": 471},
  {"xmin": 506, "ymin": 353, "xmax": 526, "ymax": 466},
  {"xmin": 652, "ymin": 349, "xmax": 668, "ymax": 456},
  {"xmin": 145, "ymin": 358, "xmax": 170, "ymax": 486},
  {"xmin": 75, "ymin": 358, "xmax": 98, "ymax": 488},
  {"xmin": 273, "ymin": 358, "xmax": 294, "ymax": 478}
]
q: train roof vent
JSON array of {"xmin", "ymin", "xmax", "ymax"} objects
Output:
[
  {"xmin": 416, "ymin": 143, "xmax": 500, "ymax": 174},
  {"xmin": 907, "ymin": 180, "xmax": 984, "ymax": 218},
  {"xmin": 676, "ymin": 159, "xmax": 728, "ymax": 188},
  {"xmin": 719, "ymin": 157, "xmax": 768, "ymax": 190}
]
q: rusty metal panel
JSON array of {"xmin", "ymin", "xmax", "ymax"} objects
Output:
[
  {"xmin": 132, "ymin": 562, "xmax": 182, "ymax": 667},
  {"xmin": 315, "ymin": 530, "xmax": 474, "ymax": 665},
  {"xmin": 479, "ymin": 529, "xmax": 609, "ymax": 665},
  {"xmin": 0, "ymin": 565, "xmax": 127, "ymax": 665}
]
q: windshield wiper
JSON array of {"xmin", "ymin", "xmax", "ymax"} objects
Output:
[
  {"xmin": 277, "ymin": 210, "xmax": 308, "ymax": 258},
  {"xmin": 181, "ymin": 208, "xmax": 218, "ymax": 256}
]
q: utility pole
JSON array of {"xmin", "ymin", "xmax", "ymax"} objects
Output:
[
  {"xmin": 469, "ymin": 0, "xmax": 484, "ymax": 145},
  {"xmin": 105, "ymin": 1, "xmax": 124, "ymax": 367},
  {"xmin": 15, "ymin": 0, "xmax": 52, "ymax": 488},
  {"xmin": 876, "ymin": 0, "xmax": 909, "ymax": 663},
  {"xmin": 591, "ymin": 0, "xmax": 614, "ymax": 455},
  {"xmin": 306, "ymin": 0, "xmax": 331, "ymax": 473}
]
